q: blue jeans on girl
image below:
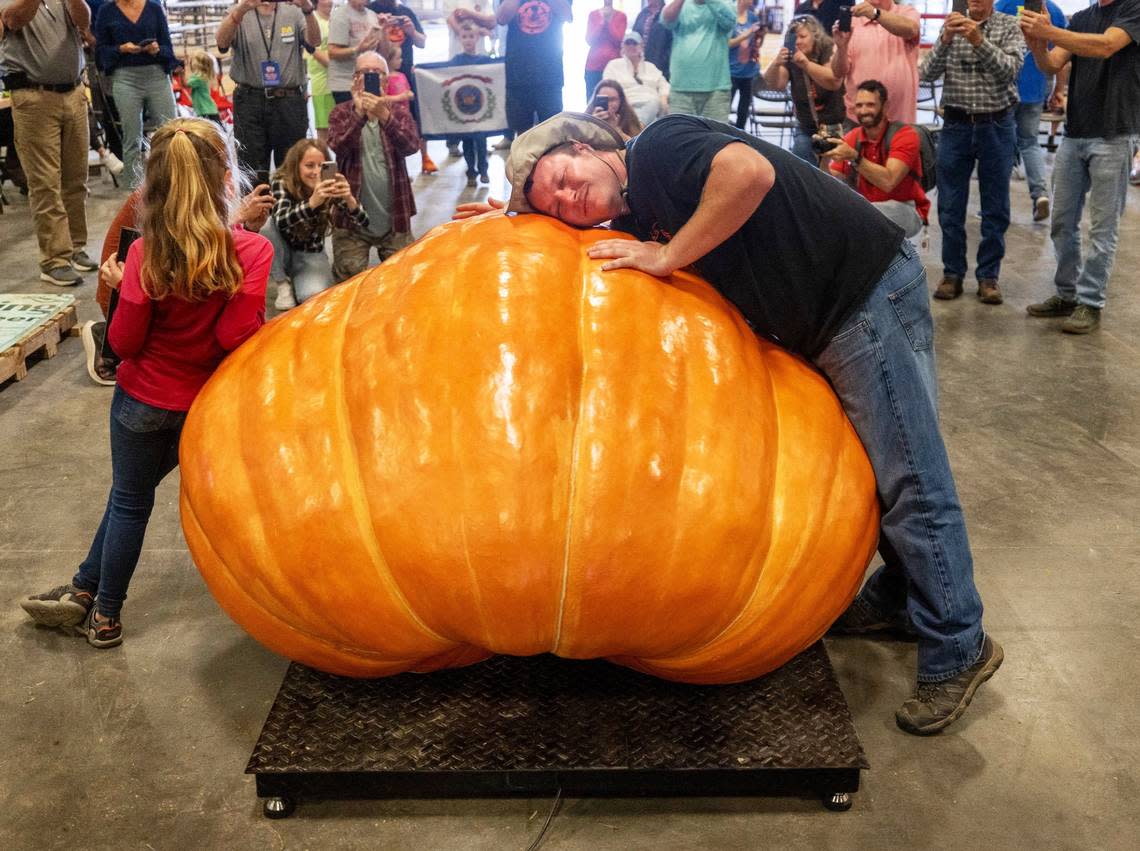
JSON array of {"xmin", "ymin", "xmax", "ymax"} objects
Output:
[{"xmin": 73, "ymin": 387, "xmax": 186, "ymax": 619}]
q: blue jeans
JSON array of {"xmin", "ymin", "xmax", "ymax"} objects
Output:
[
  {"xmin": 73, "ymin": 387, "xmax": 187, "ymax": 619},
  {"xmin": 1050, "ymin": 135, "xmax": 1132, "ymax": 309},
  {"xmin": 936, "ymin": 113, "xmax": 1016, "ymax": 281},
  {"xmin": 461, "ymin": 133, "xmax": 488, "ymax": 178},
  {"xmin": 813, "ymin": 242, "xmax": 984, "ymax": 682},
  {"xmin": 110, "ymin": 64, "xmax": 176, "ymax": 189},
  {"xmin": 791, "ymin": 126, "xmax": 820, "ymax": 168},
  {"xmin": 265, "ymin": 218, "xmax": 334, "ymax": 302},
  {"xmin": 1014, "ymin": 100, "xmax": 1048, "ymax": 202}
]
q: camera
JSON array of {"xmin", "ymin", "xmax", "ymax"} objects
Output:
[{"xmin": 810, "ymin": 124, "xmax": 845, "ymax": 154}]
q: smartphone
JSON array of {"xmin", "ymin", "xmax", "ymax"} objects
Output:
[
  {"xmin": 837, "ymin": 6, "xmax": 852, "ymax": 32},
  {"xmin": 952, "ymin": 0, "xmax": 968, "ymax": 14},
  {"xmin": 363, "ymin": 71, "xmax": 382, "ymax": 96},
  {"xmin": 116, "ymin": 226, "xmax": 141, "ymax": 264},
  {"xmin": 255, "ymin": 169, "xmax": 270, "ymax": 188},
  {"xmin": 138, "ymin": 38, "xmax": 156, "ymax": 47},
  {"xmin": 1022, "ymin": 0, "xmax": 1043, "ymax": 10},
  {"xmin": 783, "ymin": 24, "xmax": 798, "ymax": 56},
  {"xmin": 589, "ymin": 94, "xmax": 610, "ymax": 113},
  {"xmin": 320, "ymin": 161, "xmax": 338, "ymax": 182}
]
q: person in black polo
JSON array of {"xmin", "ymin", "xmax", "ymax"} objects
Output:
[{"xmin": 217, "ymin": 0, "xmax": 321, "ymax": 176}]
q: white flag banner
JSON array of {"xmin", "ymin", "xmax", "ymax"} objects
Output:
[{"xmin": 413, "ymin": 59, "xmax": 509, "ymax": 139}]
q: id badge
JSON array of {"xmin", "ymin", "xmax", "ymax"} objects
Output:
[{"xmin": 260, "ymin": 60, "xmax": 282, "ymax": 88}]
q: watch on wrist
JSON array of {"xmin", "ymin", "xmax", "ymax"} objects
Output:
[{"xmin": 874, "ymin": 8, "xmax": 882, "ymax": 21}]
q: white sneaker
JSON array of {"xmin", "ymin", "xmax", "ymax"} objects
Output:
[
  {"xmin": 100, "ymin": 150, "xmax": 125, "ymax": 177},
  {"xmin": 1011, "ymin": 163, "xmax": 1025, "ymax": 181},
  {"xmin": 274, "ymin": 280, "xmax": 297, "ymax": 310}
]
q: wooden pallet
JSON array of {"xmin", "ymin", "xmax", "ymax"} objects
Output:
[{"xmin": 0, "ymin": 303, "xmax": 79, "ymax": 384}]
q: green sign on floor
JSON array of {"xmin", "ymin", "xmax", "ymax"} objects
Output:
[{"xmin": 0, "ymin": 294, "xmax": 76, "ymax": 351}]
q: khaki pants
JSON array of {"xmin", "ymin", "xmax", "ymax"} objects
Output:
[
  {"xmin": 10, "ymin": 86, "xmax": 89, "ymax": 270},
  {"xmin": 331, "ymin": 227, "xmax": 413, "ymax": 282}
]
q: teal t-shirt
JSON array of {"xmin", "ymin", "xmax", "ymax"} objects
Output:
[{"xmin": 661, "ymin": 0, "xmax": 735, "ymax": 92}]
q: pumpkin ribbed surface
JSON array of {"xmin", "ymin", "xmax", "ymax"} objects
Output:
[{"xmin": 179, "ymin": 214, "xmax": 879, "ymax": 683}]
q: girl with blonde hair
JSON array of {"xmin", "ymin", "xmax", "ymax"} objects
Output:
[{"xmin": 20, "ymin": 118, "xmax": 273, "ymax": 648}]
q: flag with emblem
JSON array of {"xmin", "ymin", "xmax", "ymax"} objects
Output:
[{"xmin": 412, "ymin": 59, "xmax": 509, "ymax": 139}]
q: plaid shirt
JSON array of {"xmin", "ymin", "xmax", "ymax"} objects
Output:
[
  {"xmin": 326, "ymin": 100, "xmax": 420, "ymax": 234},
  {"xmin": 270, "ymin": 179, "xmax": 369, "ymax": 253},
  {"xmin": 919, "ymin": 12, "xmax": 1024, "ymax": 114}
]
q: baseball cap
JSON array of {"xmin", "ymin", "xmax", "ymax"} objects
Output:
[
  {"xmin": 505, "ymin": 111, "xmax": 626, "ymax": 215},
  {"xmin": 623, "ymin": 31, "xmax": 642, "ymax": 44}
]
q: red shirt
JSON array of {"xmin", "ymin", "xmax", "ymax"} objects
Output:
[
  {"xmin": 585, "ymin": 8, "xmax": 628, "ymax": 73},
  {"xmin": 109, "ymin": 227, "xmax": 273, "ymax": 411},
  {"xmin": 832, "ymin": 123, "xmax": 930, "ymax": 224}
]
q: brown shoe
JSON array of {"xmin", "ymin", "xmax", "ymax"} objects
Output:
[
  {"xmin": 977, "ymin": 278, "xmax": 1003, "ymax": 305},
  {"xmin": 933, "ymin": 276, "xmax": 963, "ymax": 300}
]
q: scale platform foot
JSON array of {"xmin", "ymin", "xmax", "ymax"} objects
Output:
[
  {"xmin": 263, "ymin": 796, "xmax": 295, "ymax": 819},
  {"xmin": 823, "ymin": 791, "xmax": 853, "ymax": 812}
]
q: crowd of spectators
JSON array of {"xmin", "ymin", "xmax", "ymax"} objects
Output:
[{"xmin": 0, "ymin": 0, "xmax": 1138, "ymax": 332}]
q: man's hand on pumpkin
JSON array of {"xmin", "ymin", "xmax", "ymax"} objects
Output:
[
  {"xmin": 452, "ymin": 198, "xmax": 505, "ymax": 220},
  {"xmin": 587, "ymin": 239, "xmax": 675, "ymax": 276}
]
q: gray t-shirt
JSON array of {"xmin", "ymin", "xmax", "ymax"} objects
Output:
[
  {"xmin": 327, "ymin": 5, "xmax": 378, "ymax": 93},
  {"xmin": 360, "ymin": 120, "xmax": 392, "ymax": 237},
  {"xmin": 228, "ymin": 4, "xmax": 309, "ymax": 89},
  {"xmin": 0, "ymin": 0, "xmax": 84, "ymax": 84}
]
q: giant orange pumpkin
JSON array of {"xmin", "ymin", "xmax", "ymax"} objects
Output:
[{"xmin": 179, "ymin": 214, "xmax": 879, "ymax": 684}]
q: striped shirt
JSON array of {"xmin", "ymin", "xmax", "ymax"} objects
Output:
[
  {"xmin": 271, "ymin": 179, "xmax": 369, "ymax": 253},
  {"xmin": 919, "ymin": 11, "xmax": 1024, "ymax": 114}
]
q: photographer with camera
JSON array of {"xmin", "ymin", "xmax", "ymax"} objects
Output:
[
  {"xmin": 821, "ymin": 79, "xmax": 928, "ymax": 237},
  {"xmin": 831, "ymin": 1, "xmax": 921, "ymax": 125},
  {"xmin": 762, "ymin": 15, "xmax": 845, "ymax": 165},
  {"xmin": 919, "ymin": 0, "xmax": 1023, "ymax": 306}
]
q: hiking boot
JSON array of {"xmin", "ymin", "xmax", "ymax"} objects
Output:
[
  {"xmin": 1033, "ymin": 196, "xmax": 1050, "ymax": 222},
  {"xmin": 466, "ymin": 174, "xmax": 477, "ymax": 188},
  {"xmin": 274, "ymin": 280, "xmax": 296, "ymax": 311},
  {"xmin": 479, "ymin": 171, "xmax": 490, "ymax": 185},
  {"xmin": 76, "ymin": 608, "xmax": 123, "ymax": 649},
  {"xmin": 71, "ymin": 250, "xmax": 98, "ymax": 272},
  {"xmin": 1026, "ymin": 295, "xmax": 1077, "ymax": 317},
  {"xmin": 933, "ymin": 276, "xmax": 963, "ymax": 300},
  {"xmin": 828, "ymin": 596, "xmax": 918, "ymax": 639},
  {"xmin": 896, "ymin": 636, "xmax": 1003, "ymax": 735},
  {"xmin": 81, "ymin": 320, "xmax": 116, "ymax": 386},
  {"xmin": 1061, "ymin": 304, "xmax": 1101, "ymax": 334},
  {"xmin": 21, "ymin": 584, "xmax": 94, "ymax": 627},
  {"xmin": 40, "ymin": 265, "xmax": 83, "ymax": 286},
  {"xmin": 977, "ymin": 278, "xmax": 1003, "ymax": 305}
]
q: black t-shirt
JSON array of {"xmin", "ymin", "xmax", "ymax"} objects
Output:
[
  {"xmin": 794, "ymin": 0, "xmax": 843, "ymax": 33},
  {"xmin": 368, "ymin": 1, "xmax": 424, "ymax": 74},
  {"xmin": 790, "ymin": 65, "xmax": 846, "ymax": 131},
  {"xmin": 1065, "ymin": 0, "xmax": 1140, "ymax": 139},
  {"xmin": 505, "ymin": 0, "xmax": 571, "ymax": 85},
  {"xmin": 617, "ymin": 115, "xmax": 904, "ymax": 358}
]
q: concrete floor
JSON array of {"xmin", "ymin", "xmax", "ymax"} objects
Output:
[{"xmin": 3, "ymin": 131, "xmax": 1140, "ymax": 847}]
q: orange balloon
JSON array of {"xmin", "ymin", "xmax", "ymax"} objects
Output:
[{"xmin": 179, "ymin": 214, "xmax": 879, "ymax": 683}]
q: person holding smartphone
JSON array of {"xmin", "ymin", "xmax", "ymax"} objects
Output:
[
  {"xmin": 830, "ymin": 1, "xmax": 922, "ymax": 126},
  {"xmin": 21, "ymin": 118, "xmax": 273, "ymax": 648},
  {"xmin": 266, "ymin": 138, "xmax": 367, "ymax": 308},
  {"xmin": 919, "ymin": 0, "xmax": 1024, "ymax": 306},
  {"xmin": 92, "ymin": 0, "xmax": 177, "ymax": 189},
  {"xmin": 326, "ymin": 51, "xmax": 420, "ymax": 281}
]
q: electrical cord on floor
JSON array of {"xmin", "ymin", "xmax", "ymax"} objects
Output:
[{"xmin": 524, "ymin": 787, "xmax": 563, "ymax": 851}]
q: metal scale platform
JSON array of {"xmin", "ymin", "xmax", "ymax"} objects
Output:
[{"xmin": 247, "ymin": 641, "xmax": 867, "ymax": 818}]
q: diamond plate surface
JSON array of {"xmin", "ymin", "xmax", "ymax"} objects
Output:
[{"xmin": 247, "ymin": 643, "xmax": 867, "ymax": 777}]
